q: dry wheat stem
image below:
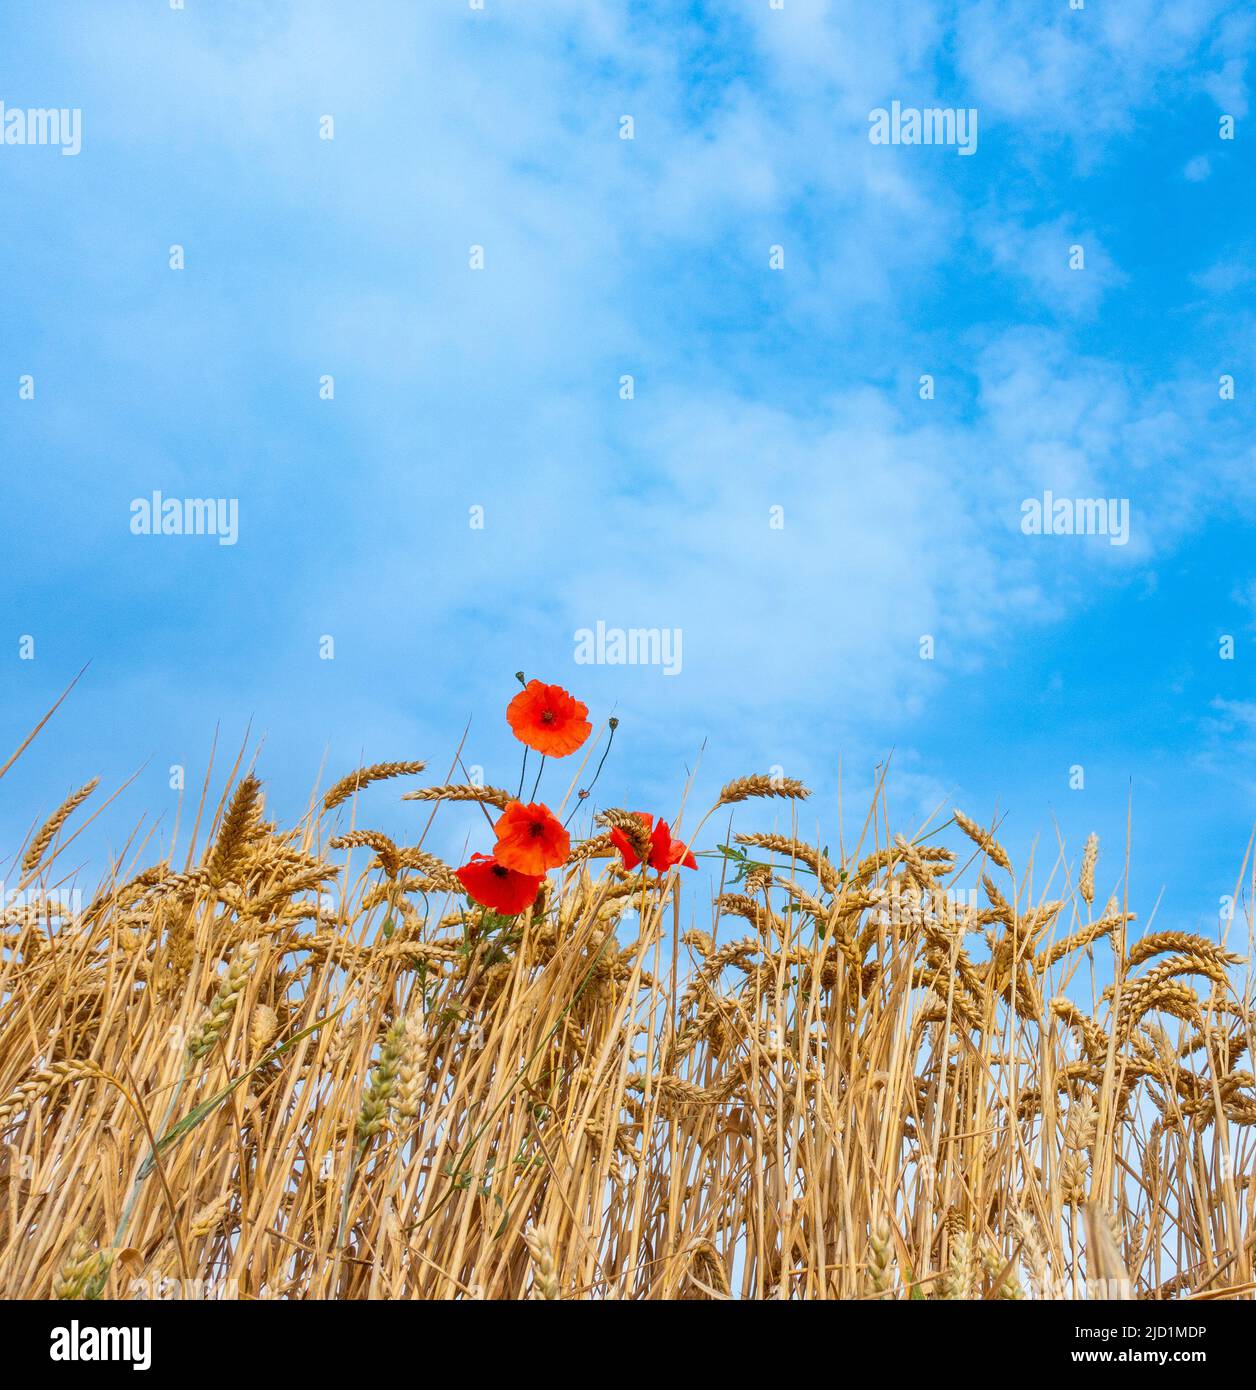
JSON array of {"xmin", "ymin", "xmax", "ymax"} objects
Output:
[{"xmin": 0, "ymin": 761, "xmax": 1251, "ymax": 1301}]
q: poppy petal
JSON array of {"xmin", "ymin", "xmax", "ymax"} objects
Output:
[
  {"xmin": 494, "ymin": 800, "xmax": 570, "ymax": 874},
  {"xmin": 506, "ymin": 681, "xmax": 592, "ymax": 757},
  {"xmin": 609, "ymin": 826, "xmax": 641, "ymax": 869},
  {"xmin": 455, "ymin": 853, "xmax": 542, "ymax": 914}
]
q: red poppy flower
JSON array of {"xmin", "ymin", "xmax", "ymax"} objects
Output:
[
  {"xmin": 455, "ymin": 853, "xmax": 543, "ymax": 915},
  {"xmin": 506, "ymin": 680, "xmax": 592, "ymax": 757},
  {"xmin": 493, "ymin": 800, "xmax": 571, "ymax": 875},
  {"xmin": 610, "ymin": 813, "xmax": 698, "ymax": 874}
]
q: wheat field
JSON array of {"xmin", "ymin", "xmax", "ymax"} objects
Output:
[{"xmin": 2, "ymin": 697, "xmax": 1253, "ymax": 1302}]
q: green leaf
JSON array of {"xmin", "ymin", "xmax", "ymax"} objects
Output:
[{"xmin": 136, "ymin": 1006, "xmax": 346, "ymax": 1180}]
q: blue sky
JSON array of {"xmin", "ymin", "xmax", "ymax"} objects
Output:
[{"xmin": 1, "ymin": 0, "xmax": 1253, "ymax": 935}]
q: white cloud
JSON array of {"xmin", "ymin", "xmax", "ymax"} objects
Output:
[
  {"xmin": 977, "ymin": 216, "xmax": 1127, "ymax": 319},
  {"xmin": 1201, "ymin": 56, "xmax": 1250, "ymax": 117},
  {"xmin": 5, "ymin": 0, "xmax": 1252, "ymax": 879},
  {"xmin": 1190, "ymin": 257, "xmax": 1254, "ymax": 294}
]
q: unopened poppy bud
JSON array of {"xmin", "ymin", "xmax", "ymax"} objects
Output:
[
  {"xmin": 608, "ymin": 717, "xmax": 619, "ymax": 730},
  {"xmin": 514, "ymin": 671, "xmax": 527, "ymax": 687}
]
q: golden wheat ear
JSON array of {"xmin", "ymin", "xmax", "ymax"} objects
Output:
[{"xmin": 2, "ymin": 757, "xmax": 1250, "ymax": 1300}]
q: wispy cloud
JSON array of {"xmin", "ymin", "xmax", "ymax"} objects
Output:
[{"xmin": 0, "ymin": 0, "xmax": 1253, "ymax": 917}]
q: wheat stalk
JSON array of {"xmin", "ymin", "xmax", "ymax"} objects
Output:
[
  {"xmin": 324, "ymin": 761, "xmax": 427, "ymax": 812},
  {"xmin": 22, "ymin": 776, "xmax": 99, "ymax": 872}
]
